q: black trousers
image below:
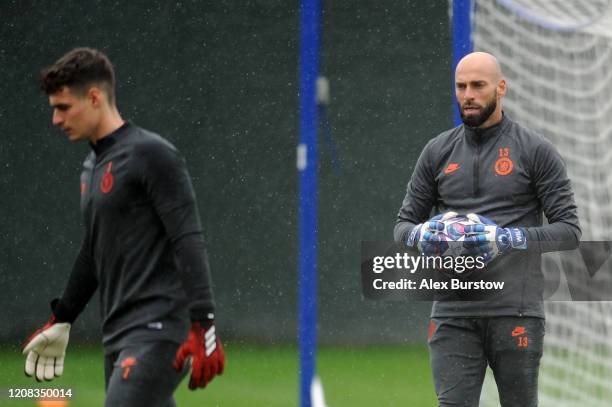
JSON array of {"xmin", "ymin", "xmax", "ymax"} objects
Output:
[
  {"xmin": 104, "ymin": 341, "xmax": 188, "ymax": 407},
  {"xmin": 428, "ymin": 316, "xmax": 545, "ymax": 407}
]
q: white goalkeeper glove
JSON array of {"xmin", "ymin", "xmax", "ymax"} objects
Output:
[
  {"xmin": 463, "ymin": 213, "xmax": 527, "ymax": 263},
  {"xmin": 23, "ymin": 316, "xmax": 71, "ymax": 382},
  {"xmin": 407, "ymin": 211, "xmax": 458, "ymax": 256}
]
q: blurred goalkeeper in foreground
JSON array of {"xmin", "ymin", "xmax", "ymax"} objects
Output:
[
  {"xmin": 394, "ymin": 52, "xmax": 580, "ymax": 406},
  {"xmin": 22, "ymin": 48, "xmax": 225, "ymax": 406}
]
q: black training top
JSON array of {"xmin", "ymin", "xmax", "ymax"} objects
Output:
[
  {"xmin": 55, "ymin": 122, "xmax": 215, "ymax": 353},
  {"xmin": 394, "ymin": 114, "xmax": 581, "ymax": 318}
]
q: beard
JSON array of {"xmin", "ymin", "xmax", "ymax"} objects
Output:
[{"xmin": 458, "ymin": 90, "xmax": 497, "ymax": 127}]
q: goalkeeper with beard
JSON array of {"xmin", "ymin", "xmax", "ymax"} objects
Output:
[{"xmin": 394, "ymin": 52, "xmax": 581, "ymax": 407}]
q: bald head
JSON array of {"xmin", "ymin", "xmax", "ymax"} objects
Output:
[
  {"xmin": 455, "ymin": 52, "xmax": 506, "ymax": 128},
  {"xmin": 456, "ymin": 52, "xmax": 503, "ymax": 82}
]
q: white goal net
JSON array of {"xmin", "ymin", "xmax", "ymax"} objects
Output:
[{"xmin": 459, "ymin": 0, "xmax": 612, "ymax": 405}]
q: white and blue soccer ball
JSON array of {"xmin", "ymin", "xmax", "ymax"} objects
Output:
[{"xmin": 419, "ymin": 216, "xmax": 482, "ymax": 257}]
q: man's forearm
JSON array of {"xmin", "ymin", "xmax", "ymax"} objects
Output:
[
  {"xmin": 523, "ymin": 221, "xmax": 581, "ymax": 253},
  {"xmin": 55, "ymin": 238, "xmax": 98, "ymax": 322},
  {"xmin": 174, "ymin": 232, "xmax": 216, "ymax": 321}
]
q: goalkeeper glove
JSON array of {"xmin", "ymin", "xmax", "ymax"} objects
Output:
[
  {"xmin": 22, "ymin": 313, "xmax": 71, "ymax": 382},
  {"xmin": 407, "ymin": 211, "xmax": 458, "ymax": 256},
  {"xmin": 174, "ymin": 319, "xmax": 225, "ymax": 390},
  {"xmin": 463, "ymin": 213, "xmax": 527, "ymax": 263}
]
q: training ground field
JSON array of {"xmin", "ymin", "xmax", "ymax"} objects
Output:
[{"xmin": 1, "ymin": 344, "xmax": 435, "ymax": 406}]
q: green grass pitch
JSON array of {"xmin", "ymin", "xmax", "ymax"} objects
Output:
[{"xmin": 0, "ymin": 343, "xmax": 436, "ymax": 406}]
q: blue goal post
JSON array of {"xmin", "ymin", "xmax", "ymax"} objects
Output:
[
  {"xmin": 452, "ymin": 0, "xmax": 473, "ymax": 126},
  {"xmin": 297, "ymin": 0, "xmax": 321, "ymax": 407}
]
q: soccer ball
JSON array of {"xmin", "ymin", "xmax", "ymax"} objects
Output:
[{"xmin": 419, "ymin": 216, "xmax": 477, "ymax": 257}]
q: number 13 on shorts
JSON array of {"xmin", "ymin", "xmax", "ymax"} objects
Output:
[{"xmin": 512, "ymin": 326, "xmax": 529, "ymax": 348}]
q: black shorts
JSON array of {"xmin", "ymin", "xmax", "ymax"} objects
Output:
[
  {"xmin": 104, "ymin": 341, "xmax": 189, "ymax": 407},
  {"xmin": 428, "ymin": 316, "xmax": 545, "ymax": 407}
]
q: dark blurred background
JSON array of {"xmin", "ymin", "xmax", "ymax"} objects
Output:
[{"xmin": 0, "ymin": 0, "xmax": 452, "ymax": 346}]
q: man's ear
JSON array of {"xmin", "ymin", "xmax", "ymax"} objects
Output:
[
  {"xmin": 88, "ymin": 86, "xmax": 104, "ymax": 108},
  {"xmin": 497, "ymin": 78, "xmax": 507, "ymax": 98}
]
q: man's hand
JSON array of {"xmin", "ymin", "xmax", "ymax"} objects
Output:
[
  {"xmin": 174, "ymin": 321, "xmax": 225, "ymax": 390},
  {"xmin": 407, "ymin": 211, "xmax": 458, "ymax": 256},
  {"xmin": 463, "ymin": 213, "xmax": 527, "ymax": 263},
  {"xmin": 22, "ymin": 315, "xmax": 71, "ymax": 382}
]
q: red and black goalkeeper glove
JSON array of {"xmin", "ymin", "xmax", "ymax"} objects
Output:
[{"xmin": 173, "ymin": 320, "xmax": 225, "ymax": 389}]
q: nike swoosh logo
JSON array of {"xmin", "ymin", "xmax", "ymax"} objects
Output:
[
  {"xmin": 444, "ymin": 163, "xmax": 460, "ymax": 174},
  {"xmin": 512, "ymin": 327, "xmax": 526, "ymax": 336}
]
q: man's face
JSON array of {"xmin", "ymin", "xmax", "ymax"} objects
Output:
[
  {"xmin": 49, "ymin": 86, "xmax": 99, "ymax": 142},
  {"xmin": 457, "ymin": 88, "xmax": 497, "ymax": 128},
  {"xmin": 455, "ymin": 67, "xmax": 503, "ymax": 128}
]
